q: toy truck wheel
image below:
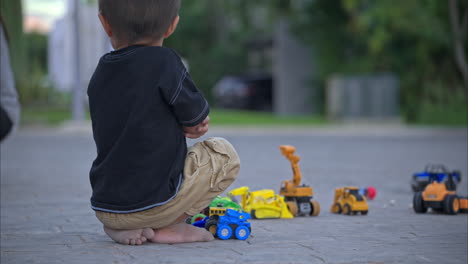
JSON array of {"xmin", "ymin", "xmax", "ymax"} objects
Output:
[
  {"xmin": 286, "ymin": 201, "xmax": 298, "ymax": 216},
  {"xmin": 331, "ymin": 203, "xmax": 342, "ymax": 214},
  {"xmin": 361, "ymin": 210, "xmax": 368, "ymax": 215},
  {"xmin": 310, "ymin": 200, "xmax": 320, "ymax": 216},
  {"xmin": 342, "ymin": 204, "xmax": 352, "ymax": 215},
  {"xmin": 235, "ymin": 226, "xmax": 250, "ymax": 240},
  {"xmin": 217, "ymin": 225, "xmax": 233, "ymax": 240},
  {"xmin": 413, "ymin": 192, "xmax": 427, "ymax": 213},
  {"xmin": 191, "ymin": 213, "xmax": 207, "ymax": 224},
  {"xmin": 444, "ymin": 195, "xmax": 459, "ymax": 215},
  {"xmin": 205, "ymin": 219, "xmax": 218, "ymax": 235}
]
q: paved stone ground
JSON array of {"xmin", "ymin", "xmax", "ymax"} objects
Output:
[{"xmin": 1, "ymin": 125, "xmax": 467, "ymax": 264}]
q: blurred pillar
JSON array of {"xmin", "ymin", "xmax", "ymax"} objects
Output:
[
  {"xmin": 273, "ymin": 18, "xmax": 317, "ymax": 116},
  {"xmin": 72, "ymin": 0, "xmax": 85, "ymax": 121}
]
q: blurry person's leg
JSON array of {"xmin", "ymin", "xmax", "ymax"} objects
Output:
[{"xmin": 0, "ymin": 106, "xmax": 12, "ymax": 142}]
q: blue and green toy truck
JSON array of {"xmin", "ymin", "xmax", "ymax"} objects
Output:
[{"xmin": 193, "ymin": 208, "xmax": 252, "ymax": 240}]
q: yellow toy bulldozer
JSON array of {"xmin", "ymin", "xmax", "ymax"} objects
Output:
[
  {"xmin": 330, "ymin": 187, "xmax": 369, "ymax": 215},
  {"xmin": 227, "ymin": 186, "xmax": 294, "ymax": 219},
  {"xmin": 279, "ymin": 145, "xmax": 320, "ymax": 216}
]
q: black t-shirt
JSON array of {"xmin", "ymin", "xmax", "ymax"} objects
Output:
[{"xmin": 87, "ymin": 45, "xmax": 209, "ymax": 213}]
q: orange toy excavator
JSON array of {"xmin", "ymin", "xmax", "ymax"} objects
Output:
[{"xmin": 279, "ymin": 145, "xmax": 320, "ymax": 216}]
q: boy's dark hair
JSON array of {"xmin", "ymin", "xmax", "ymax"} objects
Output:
[{"xmin": 99, "ymin": 0, "xmax": 180, "ymax": 44}]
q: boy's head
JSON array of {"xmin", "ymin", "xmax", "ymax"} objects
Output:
[{"xmin": 98, "ymin": 0, "xmax": 180, "ymax": 48}]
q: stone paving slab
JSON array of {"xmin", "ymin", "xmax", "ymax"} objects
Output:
[{"xmin": 1, "ymin": 126, "xmax": 467, "ymax": 264}]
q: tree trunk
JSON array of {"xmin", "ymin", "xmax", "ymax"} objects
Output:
[{"xmin": 449, "ymin": 0, "xmax": 468, "ymax": 92}]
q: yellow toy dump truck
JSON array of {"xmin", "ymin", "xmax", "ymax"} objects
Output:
[
  {"xmin": 330, "ymin": 187, "xmax": 369, "ymax": 215},
  {"xmin": 279, "ymin": 145, "xmax": 320, "ymax": 217},
  {"xmin": 227, "ymin": 186, "xmax": 294, "ymax": 219}
]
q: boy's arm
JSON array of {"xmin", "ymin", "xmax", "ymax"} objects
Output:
[
  {"xmin": 160, "ymin": 59, "xmax": 210, "ymax": 136},
  {"xmin": 183, "ymin": 116, "xmax": 209, "ymax": 139}
]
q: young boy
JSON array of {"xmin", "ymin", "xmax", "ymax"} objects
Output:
[{"xmin": 88, "ymin": 0, "xmax": 240, "ymax": 245}]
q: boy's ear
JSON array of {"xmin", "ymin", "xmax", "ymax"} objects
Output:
[
  {"xmin": 163, "ymin": 15, "xmax": 179, "ymax": 39},
  {"xmin": 98, "ymin": 12, "xmax": 113, "ymax": 37}
]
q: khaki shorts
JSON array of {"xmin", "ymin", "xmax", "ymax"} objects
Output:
[{"xmin": 95, "ymin": 137, "xmax": 240, "ymax": 230}]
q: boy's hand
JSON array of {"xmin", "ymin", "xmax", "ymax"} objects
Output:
[{"xmin": 183, "ymin": 116, "xmax": 210, "ymax": 139}]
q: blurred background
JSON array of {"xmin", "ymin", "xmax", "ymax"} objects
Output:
[{"xmin": 1, "ymin": 0, "xmax": 467, "ymax": 127}]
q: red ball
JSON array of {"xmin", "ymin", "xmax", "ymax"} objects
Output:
[{"xmin": 366, "ymin": 186, "xmax": 377, "ymax": 200}]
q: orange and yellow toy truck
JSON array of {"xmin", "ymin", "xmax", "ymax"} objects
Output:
[
  {"xmin": 330, "ymin": 187, "xmax": 369, "ymax": 215},
  {"xmin": 279, "ymin": 145, "xmax": 320, "ymax": 217},
  {"xmin": 413, "ymin": 172, "xmax": 461, "ymax": 214}
]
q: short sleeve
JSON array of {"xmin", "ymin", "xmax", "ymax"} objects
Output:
[
  {"xmin": 168, "ymin": 71, "xmax": 209, "ymax": 126},
  {"xmin": 157, "ymin": 48, "xmax": 209, "ymax": 127}
]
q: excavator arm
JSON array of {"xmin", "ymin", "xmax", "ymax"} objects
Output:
[{"xmin": 280, "ymin": 145, "xmax": 302, "ymax": 188}]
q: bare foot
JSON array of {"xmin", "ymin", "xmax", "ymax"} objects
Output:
[
  {"xmin": 103, "ymin": 226, "xmax": 154, "ymax": 246},
  {"xmin": 151, "ymin": 222, "xmax": 214, "ymax": 244}
]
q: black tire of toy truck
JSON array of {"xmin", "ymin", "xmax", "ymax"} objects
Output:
[
  {"xmin": 413, "ymin": 192, "xmax": 427, "ymax": 213},
  {"xmin": 205, "ymin": 219, "xmax": 218, "ymax": 236},
  {"xmin": 444, "ymin": 194, "xmax": 459, "ymax": 215},
  {"xmin": 361, "ymin": 210, "xmax": 368, "ymax": 215},
  {"xmin": 251, "ymin": 210, "xmax": 257, "ymax": 219},
  {"xmin": 331, "ymin": 203, "xmax": 342, "ymax": 214},
  {"xmin": 229, "ymin": 224, "xmax": 238, "ymax": 239},
  {"xmin": 310, "ymin": 200, "xmax": 320, "ymax": 216},
  {"xmin": 343, "ymin": 204, "xmax": 352, "ymax": 215},
  {"xmin": 286, "ymin": 201, "xmax": 298, "ymax": 216}
]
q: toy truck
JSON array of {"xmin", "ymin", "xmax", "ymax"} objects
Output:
[
  {"xmin": 413, "ymin": 172, "xmax": 461, "ymax": 214},
  {"xmin": 194, "ymin": 208, "xmax": 252, "ymax": 240},
  {"xmin": 279, "ymin": 145, "xmax": 320, "ymax": 216},
  {"xmin": 227, "ymin": 186, "xmax": 294, "ymax": 219},
  {"xmin": 188, "ymin": 196, "xmax": 242, "ymax": 224},
  {"xmin": 330, "ymin": 187, "xmax": 369, "ymax": 215},
  {"xmin": 411, "ymin": 164, "xmax": 461, "ymax": 192}
]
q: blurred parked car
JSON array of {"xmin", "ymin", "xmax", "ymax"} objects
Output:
[{"xmin": 213, "ymin": 74, "xmax": 273, "ymax": 111}]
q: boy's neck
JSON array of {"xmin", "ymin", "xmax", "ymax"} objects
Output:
[{"xmin": 113, "ymin": 38, "xmax": 164, "ymax": 50}]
